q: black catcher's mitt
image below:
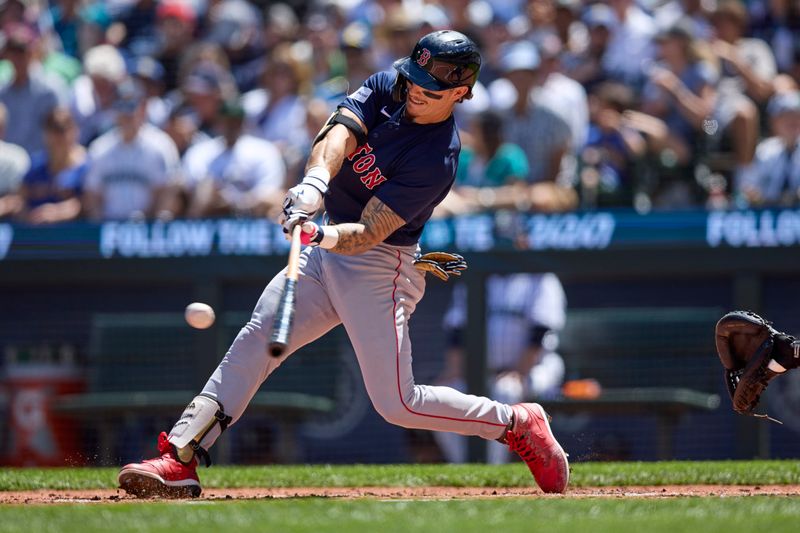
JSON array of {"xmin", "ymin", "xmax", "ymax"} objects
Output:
[
  {"xmin": 715, "ymin": 310, "xmax": 800, "ymax": 422},
  {"xmin": 413, "ymin": 251, "xmax": 467, "ymax": 282}
]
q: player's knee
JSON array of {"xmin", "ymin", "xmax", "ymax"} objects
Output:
[{"xmin": 371, "ymin": 394, "xmax": 417, "ymax": 428}]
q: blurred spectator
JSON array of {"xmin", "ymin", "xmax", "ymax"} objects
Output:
[
  {"xmin": 639, "ymin": 21, "xmax": 717, "ymax": 172},
  {"xmin": 181, "ymin": 60, "xmax": 238, "ymax": 138},
  {"xmin": 244, "ymin": 44, "xmax": 311, "ymax": 180},
  {"xmin": 49, "ymin": 0, "xmax": 84, "ymax": 58},
  {"xmin": 748, "ymin": 0, "xmax": 800, "ymax": 81},
  {"xmin": 518, "ymin": 0, "xmax": 559, "ymax": 46},
  {"xmin": 537, "ymin": 35, "xmax": 589, "ymax": 155},
  {"xmin": 563, "ymin": 3, "xmax": 615, "ymax": 92},
  {"xmin": 83, "ymin": 80, "xmax": 182, "ymax": 221},
  {"xmin": 736, "ymin": 91, "xmax": 800, "ymax": 206},
  {"xmin": 18, "ymin": 107, "xmax": 86, "ymax": 224},
  {"xmin": 74, "ymin": 2, "xmax": 112, "ymax": 58},
  {"xmin": 709, "ymin": 0, "xmax": 771, "ymax": 171},
  {"xmin": 205, "ymin": 0, "xmax": 265, "ymax": 92},
  {"xmin": 184, "ymin": 97, "xmax": 286, "ymax": 219},
  {"xmin": 0, "ymin": 102, "xmax": 31, "ymax": 219},
  {"xmin": 494, "ymin": 40, "xmax": 577, "ymax": 211},
  {"xmin": 71, "ymin": 44, "xmax": 128, "ymax": 145},
  {"xmin": 0, "ymin": 0, "xmax": 24, "ymax": 28},
  {"xmin": 435, "ymin": 273, "xmax": 567, "ymax": 463},
  {"xmin": 0, "ymin": 23, "xmax": 67, "ymax": 156},
  {"xmin": 710, "ymin": 0, "xmax": 776, "ymax": 107},
  {"xmin": 473, "ymin": 17, "xmax": 513, "ymax": 85},
  {"xmin": 579, "ymin": 82, "xmax": 647, "ymax": 208},
  {"xmin": 373, "ymin": 5, "xmax": 421, "ymax": 71},
  {"xmin": 315, "ymin": 21, "xmax": 375, "ymax": 105},
  {"xmin": 436, "ymin": 109, "xmax": 529, "ymax": 216},
  {"xmin": 162, "ymin": 97, "xmax": 211, "ymax": 157},
  {"xmin": 263, "ymin": 3, "xmax": 299, "ymax": 52},
  {"xmin": 341, "ymin": 21, "xmax": 375, "ymax": 95},
  {"xmin": 112, "ymin": 0, "xmax": 159, "ymax": 57},
  {"xmin": 129, "ymin": 55, "xmax": 169, "ymax": 126},
  {"xmin": 155, "ymin": 0, "xmax": 198, "ymax": 92},
  {"xmin": 305, "ymin": 10, "xmax": 346, "ymax": 88},
  {"xmin": 602, "ymin": 0, "xmax": 657, "ymax": 88},
  {"xmin": 654, "ymin": 0, "xmax": 714, "ymax": 42},
  {"xmin": 553, "ymin": 0, "xmax": 586, "ymax": 58}
]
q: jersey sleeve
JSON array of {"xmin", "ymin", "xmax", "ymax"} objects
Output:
[{"xmin": 338, "ymin": 71, "xmax": 396, "ymax": 132}]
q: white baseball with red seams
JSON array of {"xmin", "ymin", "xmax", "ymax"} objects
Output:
[{"xmin": 191, "ymin": 243, "xmax": 513, "ymax": 452}]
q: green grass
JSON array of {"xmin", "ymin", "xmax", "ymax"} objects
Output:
[
  {"xmin": 1, "ymin": 497, "xmax": 800, "ymax": 533},
  {"xmin": 1, "ymin": 461, "xmax": 800, "ymax": 491}
]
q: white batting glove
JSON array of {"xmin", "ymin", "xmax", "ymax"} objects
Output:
[
  {"xmin": 279, "ymin": 207, "xmax": 309, "ymax": 235},
  {"xmin": 280, "ymin": 166, "xmax": 331, "ymax": 223}
]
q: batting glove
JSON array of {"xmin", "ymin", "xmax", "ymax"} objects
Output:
[
  {"xmin": 280, "ymin": 167, "xmax": 330, "ymax": 224},
  {"xmin": 279, "ymin": 207, "xmax": 309, "ymax": 235}
]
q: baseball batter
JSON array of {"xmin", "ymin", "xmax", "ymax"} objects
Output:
[{"xmin": 118, "ymin": 31, "xmax": 570, "ymax": 497}]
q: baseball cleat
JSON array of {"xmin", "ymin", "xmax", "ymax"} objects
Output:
[
  {"xmin": 118, "ymin": 431, "xmax": 202, "ymax": 498},
  {"xmin": 506, "ymin": 403, "xmax": 570, "ymax": 494}
]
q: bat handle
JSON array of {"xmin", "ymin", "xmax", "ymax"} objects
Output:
[{"xmin": 268, "ymin": 225, "xmax": 303, "ymax": 358}]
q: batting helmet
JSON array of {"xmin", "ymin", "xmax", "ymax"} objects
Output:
[{"xmin": 392, "ymin": 30, "xmax": 481, "ymax": 101}]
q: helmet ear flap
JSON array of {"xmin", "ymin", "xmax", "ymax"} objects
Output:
[{"xmin": 392, "ymin": 74, "xmax": 408, "ymax": 103}]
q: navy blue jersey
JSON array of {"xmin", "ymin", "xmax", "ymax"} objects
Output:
[{"xmin": 324, "ymin": 71, "xmax": 460, "ymax": 246}]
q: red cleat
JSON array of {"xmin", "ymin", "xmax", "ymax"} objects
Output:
[
  {"xmin": 118, "ymin": 432, "xmax": 201, "ymax": 498},
  {"xmin": 506, "ymin": 403, "xmax": 569, "ymax": 494}
]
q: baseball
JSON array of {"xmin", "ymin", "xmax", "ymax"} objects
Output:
[{"xmin": 185, "ymin": 302, "xmax": 215, "ymax": 329}]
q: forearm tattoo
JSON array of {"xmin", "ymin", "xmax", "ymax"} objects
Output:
[{"xmin": 331, "ymin": 197, "xmax": 405, "ymax": 255}]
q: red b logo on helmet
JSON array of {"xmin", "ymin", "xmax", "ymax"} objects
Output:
[{"xmin": 417, "ymin": 48, "xmax": 431, "ymax": 67}]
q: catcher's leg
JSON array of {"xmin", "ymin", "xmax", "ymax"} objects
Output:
[{"xmin": 119, "ymin": 248, "xmax": 341, "ymax": 497}]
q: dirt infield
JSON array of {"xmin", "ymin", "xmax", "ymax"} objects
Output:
[{"xmin": 2, "ymin": 485, "xmax": 800, "ymax": 504}]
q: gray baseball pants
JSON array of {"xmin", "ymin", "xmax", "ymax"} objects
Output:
[{"xmin": 178, "ymin": 243, "xmax": 512, "ymax": 450}]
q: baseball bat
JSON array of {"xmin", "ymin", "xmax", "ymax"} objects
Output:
[{"xmin": 269, "ymin": 224, "xmax": 303, "ymax": 357}]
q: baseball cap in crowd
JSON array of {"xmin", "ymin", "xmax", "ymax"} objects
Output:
[
  {"xmin": 157, "ymin": 0, "xmax": 197, "ymax": 25},
  {"xmin": 340, "ymin": 21, "xmax": 371, "ymax": 50},
  {"xmin": 500, "ymin": 41, "xmax": 541, "ymax": 73},
  {"xmin": 84, "ymin": 44, "xmax": 126, "ymax": 81},
  {"xmin": 205, "ymin": 0, "xmax": 261, "ymax": 51},
  {"xmin": 183, "ymin": 63, "xmax": 227, "ymax": 95},
  {"xmin": 129, "ymin": 56, "xmax": 165, "ymax": 83},
  {"xmin": 582, "ymin": 3, "xmax": 616, "ymax": 30},
  {"xmin": 654, "ymin": 18, "xmax": 695, "ymax": 42},
  {"xmin": 767, "ymin": 91, "xmax": 800, "ymax": 117},
  {"xmin": 556, "ymin": 0, "xmax": 581, "ymax": 13},
  {"xmin": 113, "ymin": 79, "xmax": 145, "ymax": 114}
]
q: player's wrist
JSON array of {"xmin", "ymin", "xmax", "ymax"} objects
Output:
[
  {"xmin": 315, "ymin": 225, "xmax": 339, "ymax": 249},
  {"xmin": 302, "ymin": 166, "xmax": 331, "ymax": 195},
  {"xmin": 302, "ymin": 222, "xmax": 339, "ymax": 249}
]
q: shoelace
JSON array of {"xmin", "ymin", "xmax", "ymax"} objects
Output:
[{"xmin": 506, "ymin": 430, "xmax": 539, "ymax": 463}]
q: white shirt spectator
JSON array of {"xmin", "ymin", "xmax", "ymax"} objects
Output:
[
  {"xmin": 84, "ymin": 124, "xmax": 181, "ymax": 220},
  {"xmin": 0, "ymin": 66, "xmax": 67, "ymax": 155},
  {"xmin": 602, "ymin": 4, "xmax": 657, "ymax": 86},
  {"xmin": 537, "ymin": 72, "xmax": 589, "ymax": 151},
  {"xmin": 0, "ymin": 140, "xmax": 31, "ymax": 195},
  {"xmin": 737, "ymin": 137, "xmax": 800, "ymax": 204},
  {"xmin": 243, "ymin": 89, "xmax": 309, "ymax": 170},
  {"xmin": 71, "ymin": 74, "xmax": 118, "ymax": 145},
  {"xmin": 183, "ymin": 134, "xmax": 286, "ymax": 211}
]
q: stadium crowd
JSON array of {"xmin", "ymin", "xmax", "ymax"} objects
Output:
[{"xmin": 0, "ymin": 0, "xmax": 799, "ymax": 224}]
